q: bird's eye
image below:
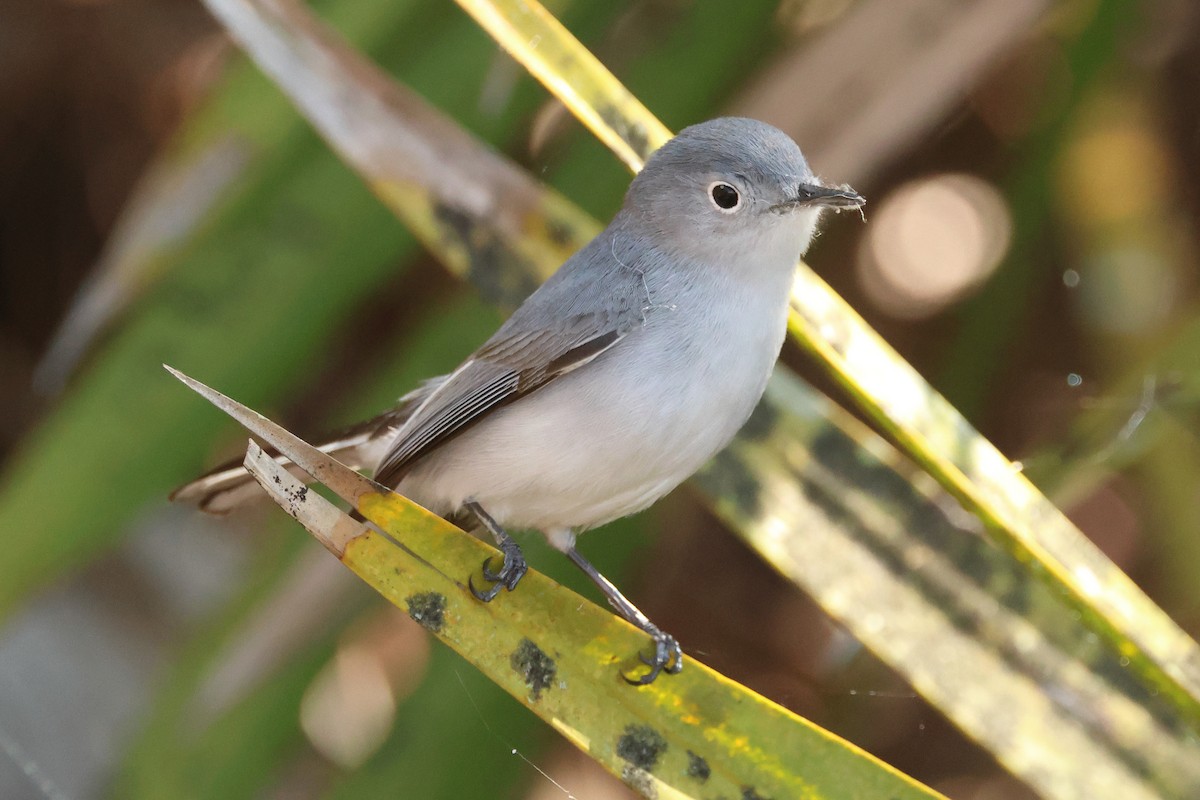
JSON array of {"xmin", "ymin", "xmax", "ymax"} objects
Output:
[{"xmin": 708, "ymin": 182, "xmax": 741, "ymax": 212}]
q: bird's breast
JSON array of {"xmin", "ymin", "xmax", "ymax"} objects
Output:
[{"xmin": 398, "ymin": 264, "xmax": 793, "ymax": 532}]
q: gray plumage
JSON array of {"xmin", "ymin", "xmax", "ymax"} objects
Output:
[{"xmin": 174, "ymin": 117, "xmax": 863, "ymax": 682}]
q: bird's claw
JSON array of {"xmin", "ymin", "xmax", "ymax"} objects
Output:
[
  {"xmin": 623, "ymin": 627, "xmax": 683, "ymax": 685},
  {"xmin": 468, "ymin": 543, "xmax": 527, "ymax": 602}
]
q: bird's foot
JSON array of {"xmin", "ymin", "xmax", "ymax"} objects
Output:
[
  {"xmin": 468, "ymin": 540, "xmax": 527, "ymax": 602},
  {"xmin": 623, "ymin": 626, "xmax": 684, "ymax": 686}
]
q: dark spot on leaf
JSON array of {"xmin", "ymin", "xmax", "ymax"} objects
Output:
[
  {"xmin": 740, "ymin": 397, "xmax": 779, "ymax": 441},
  {"xmin": 616, "ymin": 724, "xmax": 667, "ymax": 771},
  {"xmin": 433, "ymin": 202, "xmax": 538, "ymax": 309},
  {"xmin": 544, "ymin": 215, "xmax": 577, "ymax": 248},
  {"xmin": 405, "ymin": 592, "xmax": 446, "ymax": 633},
  {"xmin": 595, "ymin": 105, "xmax": 650, "ymax": 161},
  {"xmin": 686, "ymin": 750, "xmax": 710, "ymax": 782},
  {"xmin": 695, "ymin": 450, "xmax": 764, "ymax": 521},
  {"xmin": 511, "ymin": 638, "xmax": 556, "ymax": 701},
  {"xmin": 743, "ymin": 788, "xmax": 772, "ymax": 800}
]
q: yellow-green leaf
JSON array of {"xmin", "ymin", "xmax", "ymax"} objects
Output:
[
  {"xmin": 195, "ymin": 0, "xmax": 1200, "ymax": 796},
  {"xmin": 168, "ymin": 367, "xmax": 944, "ymax": 800}
]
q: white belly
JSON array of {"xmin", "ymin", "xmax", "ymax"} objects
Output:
[{"xmin": 396, "ymin": 273, "xmax": 791, "ymax": 540}]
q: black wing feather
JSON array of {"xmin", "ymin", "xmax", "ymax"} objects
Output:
[{"xmin": 372, "ymin": 325, "xmax": 625, "ymax": 488}]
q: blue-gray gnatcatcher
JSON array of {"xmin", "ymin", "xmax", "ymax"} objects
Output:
[{"xmin": 174, "ymin": 117, "xmax": 864, "ymax": 683}]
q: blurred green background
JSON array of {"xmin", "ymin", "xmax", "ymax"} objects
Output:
[{"xmin": 1, "ymin": 0, "xmax": 1199, "ymax": 798}]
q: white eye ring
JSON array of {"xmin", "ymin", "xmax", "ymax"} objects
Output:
[{"xmin": 707, "ymin": 181, "xmax": 741, "ymax": 213}]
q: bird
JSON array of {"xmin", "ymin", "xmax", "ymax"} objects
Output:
[{"xmin": 173, "ymin": 117, "xmax": 865, "ymax": 684}]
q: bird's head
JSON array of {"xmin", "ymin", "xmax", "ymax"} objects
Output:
[{"xmin": 623, "ymin": 117, "xmax": 863, "ymax": 267}]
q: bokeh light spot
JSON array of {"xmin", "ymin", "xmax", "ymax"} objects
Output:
[{"xmin": 857, "ymin": 174, "xmax": 1012, "ymax": 320}]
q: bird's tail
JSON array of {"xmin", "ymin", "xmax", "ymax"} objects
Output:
[
  {"xmin": 171, "ymin": 376, "xmax": 444, "ymax": 515},
  {"xmin": 169, "ymin": 420, "xmax": 387, "ymax": 514}
]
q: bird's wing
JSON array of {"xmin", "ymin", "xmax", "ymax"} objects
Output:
[
  {"xmin": 372, "ymin": 314, "xmax": 626, "ymax": 488},
  {"xmin": 171, "ymin": 377, "xmax": 445, "ymax": 513},
  {"xmin": 373, "ymin": 223, "xmax": 657, "ymax": 488}
]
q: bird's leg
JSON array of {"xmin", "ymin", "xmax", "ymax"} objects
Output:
[
  {"xmin": 566, "ymin": 546, "xmax": 683, "ymax": 685},
  {"xmin": 464, "ymin": 500, "xmax": 527, "ymax": 602}
]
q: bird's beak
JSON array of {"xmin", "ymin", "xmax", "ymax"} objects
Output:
[
  {"xmin": 771, "ymin": 182, "xmax": 865, "ymax": 213},
  {"xmin": 795, "ymin": 182, "xmax": 865, "ymax": 209}
]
